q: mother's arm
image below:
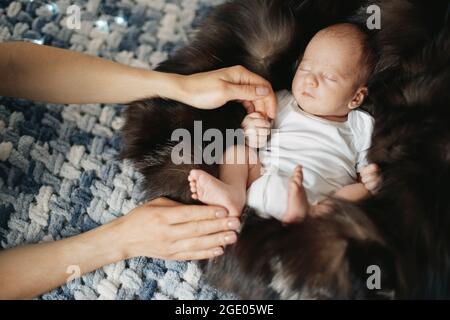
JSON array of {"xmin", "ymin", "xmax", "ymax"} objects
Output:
[
  {"xmin": 0, "ymin": 42, "xmax": 276, "ymax": 117},
  {"xmin": 0, "ymin": 198, "xmax": 240, "ymax": 299}
]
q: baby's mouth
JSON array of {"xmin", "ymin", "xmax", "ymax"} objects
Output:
[{"xmin": 302, "ymin": 91, "xmax": 315, "ymax": 99}]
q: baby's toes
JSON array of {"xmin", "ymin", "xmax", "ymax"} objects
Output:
[
  {"xmin": 292, "ymin": 174, "xmax": 301, "ymax": 186},
  {"xmin": 189, "ymin": 183, "xmax": 199, "ymax": 199},
  {"xmin": 293, "ymin": 166, "xmax": 303, "ymax": 184},
  {"xmin": 189, "ymin": 169, "xmax": 203, "ymax": 182},
  {"xmin": 289, "ymin": 179, "xmax": 300, "ymax": 191}
]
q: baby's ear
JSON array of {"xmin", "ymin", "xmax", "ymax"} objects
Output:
[{"xmin": 348, "ymin": 86, "xmax": 368, "ymax": 109}]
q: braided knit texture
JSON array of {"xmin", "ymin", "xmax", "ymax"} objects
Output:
[{"xmin": 0, "ymin": 0, "xmax": 235, "ymax": 300}]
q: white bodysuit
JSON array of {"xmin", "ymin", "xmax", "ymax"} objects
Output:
[{"xmin": 246, "ymin": 90, "xmax": 374, "ymax": 219}]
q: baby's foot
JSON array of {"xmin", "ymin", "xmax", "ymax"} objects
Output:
[
  {"xmin": 188, "ymin": 170, "xmax": 245, "ymax": 217},
  {"xmin": 283, "ymin": 166, "xmax": 310, "ymax": 223}
]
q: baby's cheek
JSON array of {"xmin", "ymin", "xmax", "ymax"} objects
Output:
[
  {"xmin": 291, "ymin": 89, "xmax": 303, "ymax": 107},
  {"xmin": 291, "ymin": 71, "xmax": 303, "ymax": 89},
  {"xmin": 291, "ymin": 77, "xmax": 303, "ymax": 98},
  {"xmin": 321, "ymin": 86, "xmax": 341, "ymax": 101}
]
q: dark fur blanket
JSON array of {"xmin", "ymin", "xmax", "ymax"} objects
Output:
[{"xmin": 120, "ymin": 0, "xmax": 450, "ymax": 299}]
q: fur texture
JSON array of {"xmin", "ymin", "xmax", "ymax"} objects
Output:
[{"xmin": 120, "ymin": 0, "xmax": 450, "ymax": 299}]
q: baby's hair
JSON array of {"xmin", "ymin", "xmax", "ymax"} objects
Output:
[
  {"xmin": 356, "ymin": 28, "xmax": 377, "ymax": 84},
  {"xmin": 317, "ymin": 23, "xmax": 377, "ymax": 84}
]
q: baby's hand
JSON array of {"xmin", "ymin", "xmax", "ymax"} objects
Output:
[
  {"xmin": 241, "ymin": 112, "xmax": 271, "ymax": 148},
  {"xmin": 360, "ymin": 164, "xmax": 382, "ymax": 194}
]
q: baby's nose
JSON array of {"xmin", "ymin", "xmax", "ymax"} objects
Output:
[{"xmin": 306, "ymin": 74, "xmax": 318, "ymax": 88}]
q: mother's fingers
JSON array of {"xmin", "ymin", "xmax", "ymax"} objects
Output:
[
  {"xmin": 164, "ymin": 204, "xmax": 228, "ymax": 225},
  {"xmin": 168, "ymin": 247, "xmax": 224, "ymax": 261},
  {"xmin": 170, "ymin": 217, "xmax": 241, "ymax": 240},
  {"xmin": 224, "ymin": 65, "xmax": 277, "ymax": 119},
  {"xmin": 170, "ymin": 231, "xmax": 237, "ymax": 255},
  {"xmin": 250, "ymin": 94, "xmax": 277, "ymax": 120},
  {"xmin": 258, "ymin": 93, "xmax": 277, "ymax": 120},
  {"xmin": 242, "ymin": 101, "xmax": 255, "ymax": 114}
]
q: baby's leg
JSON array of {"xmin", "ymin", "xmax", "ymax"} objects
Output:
[
  {"xmin": 220, "ymin": 144, "xmax": 261, "ymax": 188},
  {"xmin": 283, "ymin": 166, "xmax": 309, "ymax": 223},
  {"xmin": 188, "ymin": 145, "xmax": 261, "ymax": 217},
  {"xmin": 283, "ymin": 166, "xmax": 333, "ymax": 223}
]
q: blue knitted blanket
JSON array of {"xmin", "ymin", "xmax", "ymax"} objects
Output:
[{"xmin": 0, "ymin": 0, "xmax": 235, "ymax": 300}]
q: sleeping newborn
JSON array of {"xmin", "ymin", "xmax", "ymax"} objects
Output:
[{"xmin": 187, "ymin": 23, "xmax": 380, "ymax": 222}]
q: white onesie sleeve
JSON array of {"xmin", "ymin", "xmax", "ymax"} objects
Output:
[
  {"xmin": 273, "ymin": 90, "xmax": 295, "ymax": 125},
  {"xmin": 350, "ymin": 110, "xmax": 375, "ymax": 172}
]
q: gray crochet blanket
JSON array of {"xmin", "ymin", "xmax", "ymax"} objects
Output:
[{"xmin": 0, "ymin": 0, "xmax": 235, "ymax": 300}]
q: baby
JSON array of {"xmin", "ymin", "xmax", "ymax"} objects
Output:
[{"xmin": 188, "ymin": 23, "xmax": 381, "ymax": 222}]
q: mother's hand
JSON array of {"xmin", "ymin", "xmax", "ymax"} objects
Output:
[
  {"xmin": 116, "ymin": 198, "xmax": 240, "ymax": 261},
  {"xmin": 177, "ymin": 65, "xmax": 277, "ymax": 119}
]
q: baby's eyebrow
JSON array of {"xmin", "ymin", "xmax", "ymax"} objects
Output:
[{"xmin": 300, "ymin": 58, "xmax": 348, "ymax": 79}]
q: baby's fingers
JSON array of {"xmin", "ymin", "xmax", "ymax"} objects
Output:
[
  {"xmin": 243, "ymin": 118, "xmax": 271, "ymax": 130},
  {"xmin": 244, "ymin": 127, "xmax": 270, "ymax": 148},
  {"xmin": 361, "ymin": 164, "xmax": 379, "ymax": 175},
  {"xmin": 361, "ymin": 172, "xmax": 381, "ymax": 184},
  {"xmin": 362, "ymin": 174, "xmax": 382, "ymax": 193},
  {"xmin": 246, "ymin": 134, "xmax": 269, "ymax": 148},
  {"xmin": 244, "ymin": 126, "xmax": 270, "ymax": 136},
  {"xmin": 365, "ymin": 181, "xmax": 381, "ymax": 193},
  {"xmin": 245, "ymin": 112, "xmax": 267, "ymax": 120}
]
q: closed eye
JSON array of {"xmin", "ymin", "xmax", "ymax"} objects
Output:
[{"xmin": 323, "ymin": 73, "xmax": 337, "ymax": 82}]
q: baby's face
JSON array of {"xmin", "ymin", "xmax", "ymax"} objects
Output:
[{"xmin": 292, "ymin": 30, "xmax": 367, "ymax": 118}]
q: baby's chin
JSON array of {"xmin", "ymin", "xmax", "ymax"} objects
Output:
[
  {"xmin": 294, "ymin": 95, "xmax": 320, "ymax": 114},
  {"xmin": 294, "ymin": 94, "xmax": 349, "ymax": 117},
  {"xmin": 297, "ymin": 101, "xmax": 340, "ymax": 117}
]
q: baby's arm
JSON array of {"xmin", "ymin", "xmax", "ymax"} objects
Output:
[
  {"xmin": 241, "ymin": 112, "xmax": 272, "ymax": 148},
  {"xmin": 333, "ymin": 183, "xmax": 370, "ymax": 202},
  {"xmin": 332, "ymin": 164, "xmax": 381, "ymax": 202}
]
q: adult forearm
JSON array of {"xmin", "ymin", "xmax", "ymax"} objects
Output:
[
  {"xmin": 0, "ymin": 42, "xmax": 277, "ymax": 113},
  {"xmin": 0, "ymin": 218, "xmax": 125, "ymax": 299},
  {"xmin": 0, "ymin": 41, "xmax": 183, "ymax": 104}
]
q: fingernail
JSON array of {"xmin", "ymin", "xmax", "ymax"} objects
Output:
[
  {"xmin": 224, "ymin": 233, "xmax": 237, "ymax": 243},
  {"xmin": 214, "ymin": 248, "xmax": 224, "ymax": 256},
  {"xmin": 256, "ymin": 86, "xmax": 269, "ymax": 96},
  {"xmin": 216, "ymin": 210, "xmax": 227, "ymax": 218},
  {"xmin": 228, "ymin": 219, "xmax": 240, "ymax": 230}
]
